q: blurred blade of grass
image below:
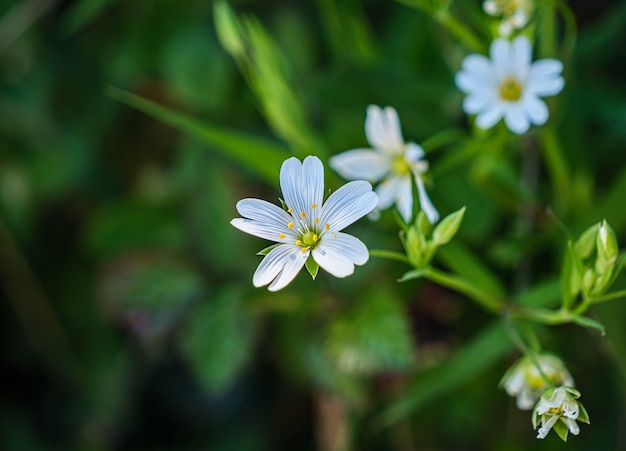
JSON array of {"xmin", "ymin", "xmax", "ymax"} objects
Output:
[
  {"xmin": 372, "ymin": 278, "xmax": 561, "ymax": 429},
  {"xmin": 214, "ymin": 1, "xmax": 327, "ymax": 158},
  {"xmin": 106, "ymin": 87, "xmax": 289, "ymax": 187},
  {"xmin": 316, "ymin": 0, "xmax": 379, "ymax": 64}
]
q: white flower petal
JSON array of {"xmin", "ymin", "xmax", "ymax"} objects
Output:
[
  {"xmin": 490, "ymin": 38, "xmax": 512, "ymax": 77},
  {"xmin": 475, "ymin": 102, "xmax": 505, "ymax": 129},
  {"xmin": 375, "ymin": 177, "xmax": 401, "ymax": 211},
  {"xmin": 527, "ymin": 74, "xmax": 565, "ymax": 97},
  {"xmin": 395, "ymin": 175, "xmax": 413, "ymax": 223},
  {"xmin": 523, "ymin": 95, "xmax": 549, "ymax": 125},
  {"xmin": 537, "ymin": 414, "xmax": 559, "ymax": 439},
  {"xmin": 279, "ymin": 156, "xmax": 324, "ymax": 220},
  {"xmin": 320, "ymin": 180, "xmax": 378, "ymax": 231},
  {"xmin": 563, "ymin": 417, "xmax": 580, "ymax": 435},
  {"xmin": 512, "ymin": 35, "xmax": 531, "ymax": 80},
  {"xmin": 365, "ymin": 105, "xmax": 404, "ymax": 152},
  {"xmin": 267, "ymin": 251, "xmax": 309, "ymax": 291},
  {"xmin": 231, "ymin": 218, "xmax": 294, "ymax": 243},
  {"xmin": 416, "ymin": 177, "xmax": 439, "ymax": 224},
  {"xmin": 313, "ymin": 233, "xmax": 369, "ymax": 277},
  {"xmin": 404, "ymin": 142, "xmax": 425, "ymax": 163},
  {"xmin": 483, "ymin": 0, "xmax": 499, "ymax": 15},
  {"xmin": 504, "ymin": 104, "xmax": 530, "ymax": 134},
  {"xmin": 329, "ymin": 148, "xmax": 390, "ymax": 182},
  {"xmin": 253, "ymin": 244, "xmax": 306, "ymax": 290},
  {"xmin": 463, "ymin": 92, "xmax": 492, "ymax": 114}
]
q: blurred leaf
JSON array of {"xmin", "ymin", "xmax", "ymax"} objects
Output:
[
  {"xmin": 571, "ymin": 315, "xmax": 606, "ymax": 335},
  {"xmin": 326, "ymin": 287, "xmax": 414, "ymax": 374},
  {"xmin": 61, "ymin": 0, "xmax": 115, "ymax": 36},
  {"xmin": 86, "ymin": 201, "xmax": 184, "ymax": 258},
  {"xmin": 107, "ymin": 87, "xmax": 289, "ymax": 186},
  {"xmin": 437, "ymin": 241, "xmax": 506, "ymax": 298},
  {"xmin": 180, "ymin": 288, "xmax": 260, "ymax": 393}
]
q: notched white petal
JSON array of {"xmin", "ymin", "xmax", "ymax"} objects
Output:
[{"xmin": 329, "ymin": 148, "xmax": 390, "ymax": 182}]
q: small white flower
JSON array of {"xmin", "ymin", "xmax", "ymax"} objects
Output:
[
  {"xmin": 501, "ymin": 353, "xmax": 574, "ymax": 410},
  {"xmin": 483, "ymin": 0, "xmax": 534, "ymax": 37},
  {"xmin": 231, "ymin": 156, "xmax": 378, "ymax": 291},
  {"xmin": 329, "ymin": 105, "xmax": 439, "ymax": 224},
  {"xmin": 532, "ymin": 386, "xmax": 589, "ymax": 441},
  {"xmin": 456, "ymin": 35, "xmax": 564, "ymax": 134}
]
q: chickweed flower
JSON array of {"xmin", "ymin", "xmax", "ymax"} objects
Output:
[
  {"xmin": 456, "ymin": 35, "xmax": 564, "ymax": 134},
  {"xmin": 231, "ymin": 156, "xmax": 378, "ymax": 291},
  {"xmin": 329, "ymin": 105, "xmax": 438, "ymax": 224},
  {"xmin": 501, "ymin": 353, "xmax": 574, "ymax": 410},
  {"xmin": 532, "ymin": 386, "xmax": 590, "ymax": 441},
  {"xmin": 483, "ymin": 0, "xmax": 534, "ymax": 37}
]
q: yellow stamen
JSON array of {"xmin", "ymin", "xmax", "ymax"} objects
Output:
[
  {"xmin": 301, "ymin": 247, "xmax": 308, "ymax": 253},
  {"xmin": 300, "ymin": 211, "xmax": 306, "ymax": 218},
  {"xmin": 315, "ymin": 218, "xmax": 319, "ymax": 224},
  {"xmin": 295, "ymin": 240, "xmax": 301, "ymax": 246},
  {"xmin": 311, "ymin": 203, "xmax": 317, "ymax": 209},
  {"xmin": 287, "ymin": 208, "xmax": 292, "ymax": 213},
  {"xmin": 325, "ymin": 223, "xmax": 330, "ymax": 231},
  {"xmin": 499, "ymin": 77, "xmax": 522, "ymax": 101},
  {"xmin": 288, "ymin": 222, "xmax": 294, "ymax": 229},
  {"xmin": 278, "ymin": 233, "xmax": 286, "ymax": 239},
  {"xmin": 313, "ymin": 234, "xmax": 318, "ymax": 242}
]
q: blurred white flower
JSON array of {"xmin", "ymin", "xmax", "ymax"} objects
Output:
[
  {"xmin": 501, "ymin": 353, "xmax": 574, "ymax": 410},
  {"xmin": 483, "ymin": 0, "xmax": 534, "ymax": 37},
  {"xmin": 456, "ymin": 35, "xmax": 564, "ymax": 134},
  {"xmin": 329, "ymin": 105, "xmax": 439, "ymax": 224},
  {"xmin": 532, "ymin": 386, "xmax": 589, "ymax": 441},
  {"xmin": 231, "ymin": 156, "xmax": 378, "ymax": 291}
]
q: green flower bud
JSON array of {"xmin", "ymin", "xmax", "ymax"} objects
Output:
[
  {"xmin": 404, "ymin": 226, "xmax": 426, "ymax": 269},
  {"xmin": 432, "ymin": 206, "xmax": 466, "ymax": 246},
  {"xmin": 582, "ymin": 268, "xmax": 595, "ymax": 295},
  {"xmin": 596, "ymin": 220, "xmax": 618, "ymax": 270},
  {"xmin": 574, "ymin": 223, "xmax": 599, "ymax": 260}
]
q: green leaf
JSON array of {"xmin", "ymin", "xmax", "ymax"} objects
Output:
[
  {"xmin": 305, "ymin": 256, "xmax": 319, "ymax": 279},
  {"xmin": 180, "ymin": 288, "xmax": 259, "ymax": 393},
  {"xmin": 571, "ymin": 315, "xmax": 606, "ymax": 335},
  {"xmin": 257, "ymin": 243, "xmax": 280, "ymax": 256},
  {"xmin": 325, "ymin": 287, "xmax": 414, "ymax": 374},
  {"xmin": 553, "ymin": 419, "xmax": 570, "ymax": 442},
  {"xmin": 373, "ymin": 279, "xmax": 561, "ymax": 429},
  {"xmin": 398, "ymin": 269, "xmax": 424, "ymax": 282},
  {"xmin": 106, "ymin": 87, "xmax": 289, "ymax": 187}
]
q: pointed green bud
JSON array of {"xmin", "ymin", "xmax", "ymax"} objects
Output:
[
  {"xmin": 404, "ymin": 226, "xmax": 426, "ymax": 269},
  {"xmin": 416, "ymin": 211, "xmax": 432, "ymax": 236},
  {"xmin": 432, "ymin": 207, "xmax": 466, "ymax": 246},
  {"xmin": 574, "ymin": 223, "xmax": 599, "ymax": 260},
  {"xmin": 582, "ymin": 268, "xmax": 595, "ymax": 294},
  {"xmin": 596, "ymin": 220, "xmax": 618, "ymax": 269}
]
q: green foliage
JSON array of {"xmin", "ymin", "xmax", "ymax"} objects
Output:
[
  {"xmin": 325, "ymin": 288, "xmax": 414, "ymax": 375},
  {"xmin": 180, "ymin": 288, "xmax": 260, "ymax": 394}
]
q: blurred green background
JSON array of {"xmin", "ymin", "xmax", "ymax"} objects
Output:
[{"xmin": 1, "ymin": 0, "xmax": 626, "ymax": 449}]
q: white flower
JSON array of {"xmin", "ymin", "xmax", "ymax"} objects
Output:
[
  {"xmin": 501, "ymin": 353, "xmax": 574, "ymax": 410},
  {"xmin": 532, "ymin": 386, "xmax": 589, "ymax": 441},
  {"xmin": 231, "ymin": 156, "xmax": 378, "ymax": 291},
  {"xmin": 329, "ymin": 105, "xmax": 439, "ymax": 224},
  {"xmin": 455, "ymin": 35, "xmax": 564, "ymax": 134},
  {"xmin": 483, "ymin": 0, "xmax": 534, "ymax": 37}
]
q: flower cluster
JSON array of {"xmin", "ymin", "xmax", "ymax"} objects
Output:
[
  {"xmin": 483, "ymin": 0, "xmax": 534, "ymax": 37},
  {"xmin": 500, "ymin": 353, "xmax": 574, "ymax": 410}
]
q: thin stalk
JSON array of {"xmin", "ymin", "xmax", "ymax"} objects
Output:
[{"xmin": 369, "ymin": 249, "xmax": 411, "ymax": 265}]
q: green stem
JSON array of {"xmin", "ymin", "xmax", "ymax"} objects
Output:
[
  {"xmin": 422, "ymin": 267, "xmax": 504, "ymax": 314},
  {"xmin": 369, "ymin": 249, "xmax": 411, "ymax": 265},
  {"xmin": 586, "ymin": 289, "xmax": 626, "ymax": 305},
  {"xmin": 539, "ymin": 127, "xmax": 570, "ymax": 209},
  {"xmin": 421, "ymin": 128, "xmax": 467, "ymax": 154},
  {"xmin": 437, "ymin": 13, "xmax": 486, "ymax": 54}
]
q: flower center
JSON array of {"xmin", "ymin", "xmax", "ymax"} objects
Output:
[
  {"xmin": 281, "ymin": 203, "xmax": 331, "ymax": 253},
  {"xmin": 499, "ymin": 77, "xmax": 523, "ymax": 101},
  {"xmin": 391, "ymin": 155, "xmax": 411, "ymax": 176}
]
